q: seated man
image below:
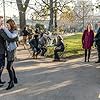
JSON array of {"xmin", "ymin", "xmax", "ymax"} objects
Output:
[
  {"xmin": 53, "ymin": 35, "xmax": 65, "ymax": 61},
  {"xmin": 29, "ymin": 35, "xmax": 41, "ymax": 58}
]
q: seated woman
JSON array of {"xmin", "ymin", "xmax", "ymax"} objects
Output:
[{"xmin": 53, "ymin": 35, "xmax": 65, "ymax": 61}]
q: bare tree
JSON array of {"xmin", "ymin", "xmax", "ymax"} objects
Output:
[
  {"xmin": 16, "ymin": 0, "xmax": 30, "ymax": 29},
  {"xmin": 73, "ymin": 0, "xmax": 94, "ymax": 29},
  {"xmin": 30, "ymin": 0, "xmax": 74, "ymax": 32}
]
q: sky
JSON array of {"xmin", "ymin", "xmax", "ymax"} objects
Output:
[
  {"xmin": 0, "ymin": 0, "xmax": 36, "ymax": 19},
  {"xmin": 0, "ymin": 0, "xmax": 97, "ymax": 19}
]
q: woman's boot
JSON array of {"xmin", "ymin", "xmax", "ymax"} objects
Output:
[
  {"xmin": 85, "ymin": 49, "xmax": 87, "ymax": 62},
  {"xmin": 6, "ymin": 81, "xmax": 14, "ymax": 90}
]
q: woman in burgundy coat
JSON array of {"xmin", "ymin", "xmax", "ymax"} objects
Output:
[{"xmin": 82, "ymin": 23, "xmax": 94, "ymax": 62}]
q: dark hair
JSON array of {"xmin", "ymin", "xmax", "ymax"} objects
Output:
[
  {"xmin": 24, "ymin": 27, "xmax": 26, "ymax": 30},
  {"xmin": 34, "ymin": 34, "xmax": 38, "ymax": 38},
  {"xmin": 0, "ymin": 16, "xmax": 3, "ymax": 19},
  {"xmin": 6, "ymin": 19, "xmax": 17, "ymax": 31}
]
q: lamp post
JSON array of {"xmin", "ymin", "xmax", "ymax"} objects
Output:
[
  {"xmin": 54, "ymin": 0, "xmax": 57, "ymax": 31},
  {"xmin": 91, "ymin": 8, "xmax": 94, "ymax": 27},
  {"xmin": 82, "ymin": 3, "xmax": 85, "ymax": 30},
  {"xmin": 2, "ymin": 0, "xmax": 6, "ymax": 25}
]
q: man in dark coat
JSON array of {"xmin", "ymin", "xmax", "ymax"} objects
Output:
[
  {"xmin": 0, "ymin": 16, "xmax": 18, "ymax": 85},
  {"xmin": 29, "ymin": 35, "xmax": 41, "ymax": 58},
  {"xmin": 95, "ymin": 21, "xmax": 100, "ymax": 63}
]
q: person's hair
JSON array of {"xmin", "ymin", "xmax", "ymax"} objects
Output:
[
  {"xmin": 0, "ymin": 16, "xmax": 3, "ymax": 19},
  {"xmin": 34, "ymin": 34, "xmax": 38, "ymax": 39},
  {"xmin": 24, "ymin": 27, "xmax": 26, "ymax": 30},
  {"xmin": 57, "ymin": 35, "xmax": 63, "ymax": 41},
  {"xmin": 86, "ymin": 23, "xmax": 93, "ymax": 30},
  {"xmin": 6, "ymin": 19, "xmax": 17, "ymax": 31}
]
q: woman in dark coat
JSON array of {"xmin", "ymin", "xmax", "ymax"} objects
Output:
[{"xmin": 82, "ymin": 23, "xmax": 94, "ymax": 62}]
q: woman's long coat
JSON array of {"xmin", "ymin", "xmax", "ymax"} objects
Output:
[{"xmin": 82, "ymin": 30, "xmax": 94, "ymax": 49}]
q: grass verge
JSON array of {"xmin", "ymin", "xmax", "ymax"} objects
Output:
[{"xmin": 46, "ymin": 33, "xmax": 84, "ymax": 58}]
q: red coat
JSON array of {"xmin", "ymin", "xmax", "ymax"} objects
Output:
[{"xmin": 82, "ymin": 30, "xmax": 94, "ymax": 49}]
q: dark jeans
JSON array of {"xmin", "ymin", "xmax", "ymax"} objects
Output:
[
  {"xmin": 7, "ymin": 61, "xmax": 17, "ymax": 82},
  {"xmin": 33, "ymin": 47, "xmax": 41, "ymax": 56},
  {"xmin": 54, "ymin": 49, "xmax": 64, "ymax": 60},
  {"xmin": 41, "ymin": 47, "xmax": 47, "ymax": 56},
  {"xmin": 84, "ymin": 49, "xmax": 91, "ymax": 62},
  {"xmin": 0, "ymin": 54, "xmax": 5, "ymax": 68},
  {"xmin": 97, "ymin": 45, "xmax": 100, "ymax": 61},
  {"xmin": 30, "ymin": 42, "xmax": 41, "ymax": 56},
  {"xmin": 0, "ymin": 54, "xmax": 5, "ymax": 82}
]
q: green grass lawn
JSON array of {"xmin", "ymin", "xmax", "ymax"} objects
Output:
[{"xmin": 46, "ymin": 33, "xmax": 84, "ymax": 58}]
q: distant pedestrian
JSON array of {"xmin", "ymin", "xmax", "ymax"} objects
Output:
[
  {"xmin": 22, "ymin": 27, "xmax": 29, "ymax": 44},
  {"xmin": 82, "ymin": 23, "xmax": 94, "ymax": 62},
  {"xmin": 27, "ymin": 26, "xmax": 33, "ymax": 41}
]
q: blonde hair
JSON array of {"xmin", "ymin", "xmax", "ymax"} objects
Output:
[{"xmin": 86, "ymin": 23, "xmax": 93, "ymax": 30}]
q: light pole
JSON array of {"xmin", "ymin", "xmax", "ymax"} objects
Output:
[
  {"xmin": 82, "ymin": 3, "xmax": 85, "ymax": 30},
  {"xmin": 2, "ymin": 0, "xmax": 6, "ymax": 25},
  {"xmin": 54, "ymin": 0, "xmax": 57, "ymax": 31},
  {"xmin": 91, "ymin": 8, "xmax": 94, "ymax": 27}
]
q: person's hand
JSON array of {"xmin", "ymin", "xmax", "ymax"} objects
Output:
[
  {"xmin": 0, "ymin": 25, "xmax": 4, "ymax": 29},
  {"xmin": 94, "ymin": 42, "xmax": 97, "ymax": 48}
]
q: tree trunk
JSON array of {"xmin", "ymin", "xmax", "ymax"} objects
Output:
[
  {"xmin": 48, "ymin": 0, "xmax": 53, "ymax": 32},
  {"xmin": 16, "ymin": 0, "xmax": 30, "ymax": 30},
  {"xmin": 19, "ymin": 11, "xmax": 26, "ymax": 30}
]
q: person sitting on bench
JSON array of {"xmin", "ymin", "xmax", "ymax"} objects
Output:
[{"xmin": 53, "ymin": 35, "xmax": 65, "ymax": 61}]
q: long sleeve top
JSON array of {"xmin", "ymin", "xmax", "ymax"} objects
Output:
[
  {"xmin": 3, "ymin": 28, "xmax": 18, "ymax": 51},
  {"xmin": 0, "ymin": 29, "xmax": 18, "ymax": 54}
]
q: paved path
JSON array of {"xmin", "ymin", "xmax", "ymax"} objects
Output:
[{"xmin": 0, "ymin": 46, "xmax": 100, "ymax": 100}]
